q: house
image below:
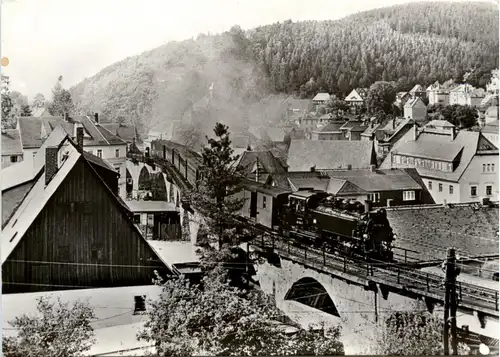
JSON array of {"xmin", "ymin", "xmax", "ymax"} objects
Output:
[
  {"xmin": 408, "ymin": 84, "xmax": 427, "ymax": 99},
  {"xmin": 344, "ymin": 88, "xmax": 368, "ymax": 111},
  {"xmin": 374, "ymin": 117, "xmax": 415, "ymax": 158},
  {"xmin": 326, "ymin": 167, "xmax": 434, "ymax": 207},
  {"xmin": 286, "ymin": 140, "xmax": 376, "ymax": 172},
  {"xmin": 30, "ymin": 107, "xmax": 51, "ymax": 118},
  {"xmin": 395, "ymin": 92, "xmax": 411, "ymax": 107},
  {"xmin": 403, "ymin": 97, "xmax": 427, "ymax": 123},
  {"xmin": 311, "ymin": 120, "xmax": 346, "ymax": 141},
  {"xmin": 234, "ymin": 150, "xmax": 288, "ymax": 185},
  {"xmin": 449, "ymin": 84, "xmax": 486, "ymax": 107},
  {"xmin": 14, "ymin": 113, "xmax": 128, "ymax": 198},
  {"xmin": 480, "ymin": 120, "xmax": 499, "ymax": 148},
  {"xmin": 479, "ymin": 94, "xmax": 499, "ymax": 109},
  {"xmin": 340, "ymin": 120, "xmax": 369, "ymax": 141},
  {"xmin": 360, "ymin": 121, "xmax": 381, "ymax": 141},
  {"xmin": 426, "ymin": 80, "xmax": 455, "ymax": 105},
  {"xmin": 312, "ymin": 93, "xmax": 331, "ymax": 107},
  {"xmin": 267, "ymin": 167, "xmax": 434, "ymax": 207},
  {"xmin": 380, "ymin": 124, "xmax": 499, "ymax": 204},
  {"xmin": 425, "ymin": 120, "xmax": 456, "ymax": 131},
  {"xmin": 1, "ymin": 129, "xmax": 23, "ymax": 168},
  {"xmin": 1, "ymin": 128, "xmax": 169, "ymax": 294},
  {"xmin": 101, "ymin": 122, "xmax": 143, "ymax": 151},
  {"xmin": 299, "ymin": 113, "xmax": 332, "ymax": 137},
  {"xmin": 127, "ymin": 201, "xmax": 181, "ymax": 241},
  {"xmin": 486, "ymin": 69, "xmax": 499, "ymax": 95}
]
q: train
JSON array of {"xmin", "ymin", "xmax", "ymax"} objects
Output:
[{"xmin": 149, "ymin": 141, "xmax": 395, "ymax": 262}]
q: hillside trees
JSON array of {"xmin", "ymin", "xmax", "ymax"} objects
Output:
[
  {"xmin": 3, "ymin": 296, "xmax": 96, "ymax": 357},
  {"xmin": 1, "ymin": 75, "xmax": 13, "ymax": 128}
]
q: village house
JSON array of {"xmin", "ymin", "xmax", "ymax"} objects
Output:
[
  {"xmin": 101, "ymin": 122, "xmax": 143, "ymax": 151},
  {"xmin": 299, "ymin": 113, "xmax": 333, "ymax": 138},
  {"xmin": 13, "ymin": 113, "xmax": 128, "ymax": 198},
  {"xmin": 1, "ymin": 127, "xmax": 169, "ymax": 294},
  {"xmin": 311, "ymin": 120, "xmax": 346, "ymax": 140},
  {"xmin": 340, "ymin": 119, "xmax": 369, "ymax": 141},
  {"xmin": 394, "ymin": 92, "xmax": 411, "ymax": 107},
  {"xmin": 1, "ymin": 129, "xmax": 23, "ymax": 168},
  {"xmin": 360, "ymin": 121, "xmax": 381, "ymax": 141},
  {"xmin": 373, "ymin": 117, "xmax": 415, "ymax": 159},
  {"xmin": 449, "ymin": 84, "xmax": 486, "ymax": 107},
  {"xmin": 344, "ymin": 88, "xmax": 368, "ymax": 112},
  {"xmin": 479, "ymin": 94, "xmax": 499, "ymax": 110},
  {"xmin": 380, "ymin": 123, "xmax": 499, "ymax": 204},
  {"xmin": 426, "ymin": 80, "xmax": 456, "ymax": 106},
  {"xmin": 486, "ymin": 69, "xmax": 499, "ymax": 95},
  {"xmin": 408, "ymin": 84, "xmax": 427, "ymax": 99},
  {"xmin": 286, "ymin": 139, "xmax": 376, "ymax": 172},
  {"xmin": 234, "ymin": 149, "xmax": 288, "ymax": 186},
  {"xmin": 403, "ymin": 97, "xmax": 427, "ymax": 123},
  {"xmin": 312, "ymin": 93, "xmax": 331, "ymax": 108}
]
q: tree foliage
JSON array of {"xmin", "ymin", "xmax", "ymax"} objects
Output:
[
  {"xmin": 138, "ymin": 271, "xmax": 344, "ymax": 356},
  {"xmin": 188, "ymin": 123, "xmax": 246, "ymax": 248},
  {"xmin": 49, "ymin": 75, "xmax": 75, "ymax": 116},
  {"xmin": 3, "ymin": 296, "xmax": 96, "ymax": 357},
  {"xmin": 20, "ymin": 104, "xmax": 32, "ymax": 117},
  {"xmin": 428, "ymin": 104, "xmax": 478, "ymax": 128},
  {"xmin": 365, "ymin": 81, "xmax": 398, "ymax": 114},
  {"xmin": 32, "ymin": 93, "xmax": 47, "ymax": 109},
  {"xmin": 1, "ymin": 75, "xmax": 13, "ymax": 128},
  {"xmin": 375, "ymin": 309, "xmax": 470, "ymax": 356},
  {"xmin": 68, "ymin": 2, "xmax": 498, "ymax": 136}
]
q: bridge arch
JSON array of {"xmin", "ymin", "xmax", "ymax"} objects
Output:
[{"xmin": 284, "ymin": 277, "xmax": 340, "ymax": 317}]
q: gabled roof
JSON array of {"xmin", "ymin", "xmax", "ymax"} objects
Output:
[
  {"xmin": 312, "ymin": 93, "xmax": 330, "ymax": 102},
  {"xmin": 18, "ymin": 117, "xmax": 43, "ymax": 149},
  {"xmin": 2, "ymin": 181, "xmax": 35, "ymax": 227},
  {"xmin": 287, "ymin": 140, "xmax": 374, "ymax": 172},
  {"xmin": 285, "ymin": 171, "xmax": 331, "ymax": 191},
  {"xmin": 425, "ymin": 120, "xmax": 455, "ymax": 129},
  {"xmin": 313, "ymin": 121, "xmax": 345, "ymax": 133},
  {"xmin": 328, "ymin": 169, "xmax": 422, "ymax": 192},
  {"xmin": 1, "ymin": 139, "xmax": 129, "ymax": 265},
  {"xmin": 345, "ymin": 88, "xmax": 367, "ymax": 102},
  {"xmin": 235, "ymin": 151, "xmax": 287, "ymax": 182},
  {"xmin": 387, "ymin": 203, "xmax": 499, "ymax": 261},
  {"xmin": 480, "ymin": 94, "xmax": 498, "ymax": 107},
  {"xmin": 409, "ymin": 84, "xmax": 425, "ymax": 93},
  {"xmin": 404, "ymin": 97, "xmax": 426, "ymax": 108},
  {"xmin": 1, "ymin": 129, "xmax": 23, "ymax": 156},
  {"xmin": 380, "ymin": 126, "xmax": 498, "ymax": 181},
  {"xmin": 100, "ymin": 123, "xmax": 140, "ymax": 143},
  {"xmin": 340, "ymin": 120, "xmax": 368, "ymax": 132},
  {"xmin": 376, "ymin": 117, "xmax": 415, "ymax": 143},
  {"xmin": 30, "ymin": 108, "xmax": 50, "ymax": 117}
]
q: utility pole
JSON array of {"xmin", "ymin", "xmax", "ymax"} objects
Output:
[{"xmin": 443, "ymin": 247, "xmax": 460, "ymax": 355}]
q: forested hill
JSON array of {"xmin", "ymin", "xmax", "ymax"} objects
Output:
[{"xmin": 69, "ymin": 1, "xmax": 499, "ymax": 134}]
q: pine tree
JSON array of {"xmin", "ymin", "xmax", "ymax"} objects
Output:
[{"xmin": 188, "ymin": 123, "xmax": 246, "ymax": 249}]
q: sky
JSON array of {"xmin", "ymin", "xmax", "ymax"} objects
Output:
[{"xmin": 1, "ymin": 0, "xmax": 497, "ymax": 100}]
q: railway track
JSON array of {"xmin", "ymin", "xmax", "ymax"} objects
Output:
[{"xmin": 238, "ymin": 217, "xmax": 499, "ymax": 314}]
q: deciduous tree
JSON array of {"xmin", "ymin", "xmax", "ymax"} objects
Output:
[
  {"xmin": 1, "ymin": 75, "xmax": 13, "ymax": 128},
  {"xmin": 3, "ymin": 296, "xmax": 96, "ymax": 357},
  {"xmin": 20, "ymin": 104, "xmax": 32, "ymax": 117},
  {"xmin": 32, "ymin": 93, "xmax": 47, "ymax": 109},
  {"xmin": 48, "ymin": 75, "xmax": 75, "ymax": 116},
  {"xmin": 365, "ymin": 81, "xmax": 398, "ymax": 114},
  {"xmin": 138, "ymin": 271, "xmax": 344, "ymax": 356}
]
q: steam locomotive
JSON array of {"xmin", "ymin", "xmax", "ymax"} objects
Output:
[{"xmin": 280, "ymin": 191, "xmax": 395, "ymax": 261}]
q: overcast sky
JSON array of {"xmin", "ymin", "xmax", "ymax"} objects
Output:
[{"xmin": 1, "ymin": 0, "xmax": 496, "ymax": 99}]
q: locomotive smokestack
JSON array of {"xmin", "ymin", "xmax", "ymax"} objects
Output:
[{"xmin": 364, "ymin": 200, "xmax": 373, "ymax": 213}]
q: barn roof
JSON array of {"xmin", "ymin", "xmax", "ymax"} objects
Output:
[
  {"xmin": 1, "ymin": 129, "xmax": 23, "ymax": 156},
  {"xmin": 387, "ymin": 203, "xmax": 499, "ymax": 261}
]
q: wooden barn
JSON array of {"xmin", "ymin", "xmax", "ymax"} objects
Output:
[{"xmin": 1, "ymin": 127, "xmax": 169, "ymax": 294}]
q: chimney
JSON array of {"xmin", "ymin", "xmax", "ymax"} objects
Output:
[
  {"xmin": 145, "ymin": 147, "xmax": 150, "ymax": 158},
  {"xmin": 64, "ymin": 113, "xmax": 69, "ymax": 122},
  {"xmin": 392, "ymin": 119, "xmax": 396, "ymax": 130},
  {"xmin": 364, "ymin": 200, "xmax": 373, "ymax": 213},
  {"xmin": 347, "ymin": 164, "xmax": 352, "ymax": 170},
  {"xmin": 45, "ymin": 147, "xmax": 59, "ymax": 185},
  {"xmin": 413, "ymin": 124, "xmax": 418, "ymax": 141},
  {"xmin": 450, "ymin": 126, "xmax": 456, "ymax": 141},
  {"xmin": 370, "ymin": 164, "xmax": 376, "ymax": 172},
  {"xmin": 76, "ymin": 127, "xmax": 84, "ymax": 152},
  {"xmin": 387, "ymin": 198, "xmax": 393, "ymax": 207},
  {"xmin": 94, "ymin": 113, "xmax": 99, "ymax": 123},
  {"xmin": 310, "ymin": 165, "xmax": 316, "ymax": 172}
]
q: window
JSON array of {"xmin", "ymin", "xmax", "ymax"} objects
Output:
[
  {"xmin": 483, "ymin": 164, "xmax": 486, "ymax": 172},
  {"xmin": 428, "ymin": 181, "xmax": 433, "ymax": 190},
  {"xmin": 402, "ymin": 156, "xmax": 407, "ymax": 164},
  {"xmin": 449, "ymin": 185, "xmax": 454, "ymax": 195},
  {"xmin": 403, "ymin": 190, "xmax": 415, "ymax": 201},
  {"xmin": 369, "ymin": 193, "xmax": 380, "ymax": 203},
  {"xmin": 438, "ymin": 183, "xmax": 443, "ymax": 192},
  {"xmin": 486, "ymin": 185, "xmax": 492, "ymax": 196},
  {"xmin": 91, "ymin": 245, "xmax": 103, "ymax": 262},
  {"xmin": 10, "ymin": 156, "xmax": 17, "ymax": 163},
  {"xmin": 97, "ymin": 149, "xmax": 103, "ymax": 158},
  {"xmin": 487, "ymin": 164, "xmax": 491, "ymax": 172},
  {"xmin": 262, "ymin": 196, "xmax": 267, "ymax": 209},
  {"xmin": 470, "ymin": 186, "xmax": 477, "ymax": 197},
  {"xmin": 58, "ymin": 246, "xmax": 70, "ymax": 262},
  {"xmin": 408, "ymin": 157, "xmax": 414, "ymax": 165},
  {"xmin": 492, "ymin": 163, "xmax": 496, "ymax": 172},
  {"xmin": 33, "ymin": 151, "xmax": 37, "ymax": 158},
  {"xmin": 115, "ymin": 149, "xmax": 120, "ymax": 158}
]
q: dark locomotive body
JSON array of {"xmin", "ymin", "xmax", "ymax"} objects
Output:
[{"xmin": 280, "ymin": 191, "xmax": 394, "ymax": 261}]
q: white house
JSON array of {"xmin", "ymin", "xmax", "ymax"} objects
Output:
[
  {"xmin": 14, "ymin": 114, "xmax": 128, "ymax": 198},
  {"xmin": 403, "ymin": 97, "xmax": 427, "ymax": 123},
  {"xmin": 344, "ymin": 88, "xmax": 368, "ymax": 108},
  {"xmin": 312, "ymin": 93, "xmax": 331, "ymax": 107},
  {"xmin": 380, "ymin": 124, "xmax": 499, "ymax": 204},
  {"xmin": 449, "ymin": 84, "xmax": 486, "ymax": 107}
]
